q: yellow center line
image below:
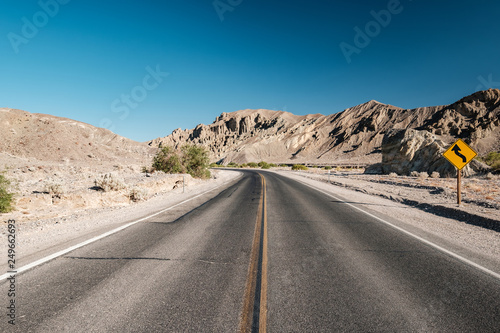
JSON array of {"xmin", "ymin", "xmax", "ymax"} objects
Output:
[
  {"xmin": 260, "ymin": 175, "xmax": 268, "ymax": 333},
  {"xmin": 239, "ymin": 173, "xmax": 268, "ymax": 333}
]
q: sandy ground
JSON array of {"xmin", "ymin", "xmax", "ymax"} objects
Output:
[{"xmin": 285, "ymin": 168, "xmax": 500, "ymax": 223}]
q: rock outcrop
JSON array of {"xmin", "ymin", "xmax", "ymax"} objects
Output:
[
  {"xmin": 421, "ymin": 89, "xmax": 500, "ymax": 152},
  {"xmin": 365, "ymin": 129, "xmax": 491, "ymax": 177},
  {"xmin": 149, "ymin": 89, "xmax": 500, "ymax": 165}
]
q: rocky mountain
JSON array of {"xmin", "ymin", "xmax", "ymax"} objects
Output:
[
  {"xmin": 2, "ymin": 89, "xmax": 498, "ymax": 169},
  {"xmin": 366, "ymin": 128, "xmax": 491, "ymax": 177},
  {"xmin": 149, "ymin": 89, "xmax": 500, "ymax": 165},
  {"xmin": 0, "ymin": 108, "xmax": 154, "ymax": 165}
]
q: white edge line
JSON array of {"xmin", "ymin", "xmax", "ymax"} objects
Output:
[
  {"xmin": 1, "ymin": 172, "xmax": 242, "ymax": 281},
  {"xmin": 291, "ymin": 175, "xmax": 500, "ymax": 281}
]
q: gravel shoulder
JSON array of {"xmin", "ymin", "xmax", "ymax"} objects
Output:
[{"xmin": 273, "ymin": 169, "xmax": 500, "ymax": 275}]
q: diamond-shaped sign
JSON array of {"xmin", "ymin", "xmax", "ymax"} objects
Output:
[{"xmin": 443, "ymin": 139, "xmax": 477, "ymax": 170}]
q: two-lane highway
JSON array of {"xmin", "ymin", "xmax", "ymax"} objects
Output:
[{"xmin": 2, "ymin": 170, "xmax": 500, "ymax": 332}]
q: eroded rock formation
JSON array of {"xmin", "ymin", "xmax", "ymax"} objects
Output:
[
  {"xmin": 365, "ymin": 129, "xmax": 490, "ymax": 177},
  {"xmin": 149, "ymin": 89, "xmax": 500, "ymax": 165}
]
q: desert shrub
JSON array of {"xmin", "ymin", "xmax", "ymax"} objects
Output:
[
  {"xmin": 152, "ymin": 145, "xmax": 211, "ymax": 179},
  {"xmin": 0, "ymin": 174, "xmax": 14, "ymax": 213},
  {"xmin": 44, "ymin": 182, "xmax": 64, "ymax": 197},
  {"xmin": 94, "ymin": 173, "xmax": 126, "ymax": 192},
  {"xmin": 181, "ymin": 145, "xmax": 211, "ymax": 179},
  {"xmin": 292, "ymin": 164, "xmax": 308, "ymax": 171},
  {"xmin": 412, "ymin": 171, "xmax": 429, "ymax": 179},
  {"xmin": 227, "ymin": 162, "xmax": 239, "ymax": 167},
  {"xmin": 324, "ymin": 166, "xmax": 332, "ymax": 170},
  {"xmin": 388, "ymin": 172, "xmax": 398, "ymax": 177},
  {"xmin": 481, "ymin": 151, "xmax": 500, "ymax": 172},
  {"xmin": 430, "ymin": 171, "xmax": 440, "ymax": 179},
  {"xmin": 258, "ymin": 161, "xmax": 271, "ymax": 169},
  {"xmin": 141, "ymin": 166, "xmax": 153, "ymax": 173},
  {"xmin": 269, "ymin": 163, "xmax": 277, "ymax": 168},
  {"xmin": 240, "ymin": 163, "xmax": 248, "ymax": 168},
  {"xmin": 247, "ymin": 162, "xmax": 258, "ymax": 168},
  {"xmin": 129, "ymin": 187, "xmax": 148, "ymax": 202},
  {"xmin": 152, "ymin": 146, "xmax": 184, "ymax": 174}
]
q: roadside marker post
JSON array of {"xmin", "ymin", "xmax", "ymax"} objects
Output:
[{"xmin": 442, "ymin": 139, "xmax": 477, "ymax": 206}]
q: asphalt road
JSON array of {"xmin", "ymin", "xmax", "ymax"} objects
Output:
[{"xmin": 2, "ymin": 170, "xmax": 500, "ymax": 332}]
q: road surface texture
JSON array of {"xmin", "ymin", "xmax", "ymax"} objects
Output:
[{"xmin": 2, "ymin": 170, "xmax": 499, "ymax": 332}]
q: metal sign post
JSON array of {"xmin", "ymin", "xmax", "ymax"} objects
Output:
[{"xmin": 443, "ymin": 139, "xmax": 477, "ymax": 206}]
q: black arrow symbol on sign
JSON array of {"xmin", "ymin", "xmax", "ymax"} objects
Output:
[{"xmin": 452, "ymin": 144, "xmax": 467, "ymax": 163}]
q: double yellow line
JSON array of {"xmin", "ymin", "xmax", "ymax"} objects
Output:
[{"xmin": 239, "ymin": 173, "xmax": 268, "ymax": 333}]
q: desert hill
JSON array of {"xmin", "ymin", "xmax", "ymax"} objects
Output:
[
  {"xmin": 1, "ymin": 89, "xmax": 498, "ymax": 168},
  {"xmin": 149, "ymin": 89, "xmax": 500, "ymax": 164},
  {"xmin": 0, "ymin": 108, "xmax": 154, "ymax": 166}
]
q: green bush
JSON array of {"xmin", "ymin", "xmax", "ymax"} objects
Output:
[
  {"xmin": 247, "ymin": 162, "xmax": 258, "ymax": 168},
  {"xmin": 181, "ymin": 145, "xmax": 211, "ymax": 179},
  {"xmin": 292, "ymin": 164, "xmax": 308, "ymax": 171},
  {"xmin": 240, "ymin": 163, "xmax": 248, "ymax": 168},
  {"xmin": 269, "ymin": 163, "xmax": 277, "ymax": 168},
  {"xmin": 153, "ymin": 146, "xmax": 184, "ymax": 174},
  {"xmin": 152, "ymin": 145, "xmax": 211, "ymax": 179},
  {"xmin": 324, "ymin": 166, "xmax": 332, "ymax": 170},
  {"xmin": 482, "ymin": 151, "xmax": 500, "ymax": 171},
  {"xmin": 258, "ymin": 161, "xmax": 271, "ymax": 169},
  {"xmin": 0, "ymin": 174, "xmax": 14, "ymax": 213},
  {"xmin": 227, "ymin": 162, "xmax": 239, "ymax": 168}
]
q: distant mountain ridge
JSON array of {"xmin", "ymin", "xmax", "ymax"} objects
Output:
[
  {"xmin": 148, "ymin": 89, "xmax": 500, "ymax": 164},
  {"xmin": 2, "ymin": 89, "xmax": 498, "ymax": 166}
]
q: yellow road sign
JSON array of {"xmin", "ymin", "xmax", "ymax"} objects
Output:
[{"xmin": 443, "ymin": 139, "xmax": 477, "ymax": 170}]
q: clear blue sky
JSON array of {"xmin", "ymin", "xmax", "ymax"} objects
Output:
[{"xmin": 1, "ymin": 0, "xmax": 499, "ymax": 142}]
